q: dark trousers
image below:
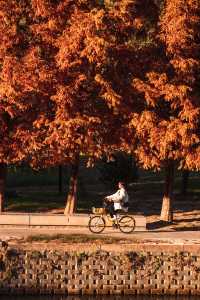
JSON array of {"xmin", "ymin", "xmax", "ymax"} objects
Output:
[{"xmin": 106, "ymin": 201, "xmax": 115, "ymax": 218}]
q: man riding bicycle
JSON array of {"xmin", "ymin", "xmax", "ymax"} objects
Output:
[{"xmin": 104, "ymin": 181, "xmax": 129, "ymax": 224}]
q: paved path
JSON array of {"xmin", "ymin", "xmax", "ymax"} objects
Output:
[{"xmin": 0, "ymin": 226, "xmax": 200, "ymax": 244}]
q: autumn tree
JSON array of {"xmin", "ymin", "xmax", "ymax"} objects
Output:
[
  {"xmin": 0, "ymin": 0, "xmax": 34, "ymax": 212},
  {"xmin": 1, "ymin": 1, "xmax": 84, "ymax": 216},
  {"xmin": 48, "ymin": 0, "xmax": 163, "ymax": 214},
  {"xmin": 0, "ymin": 0, "xmax": 143, "ymax": 214},
  {"xmin": 47, "ymin": 3, "xmax": 126, "ymax": 215},
  {"xmin": 27, "ymin": 0, "xmax": 200, "ymax": 221},
  {"xmin": 128, "ymin": 0, "xmax": 200, "ymax": 221},
  {"xmin": 4, "ymin": 0, "xmax": 199, "ymax": 222},
  {"xmin": 53, "ymin": 0, "xmax": 164, "ymax": 214},
  {"xmin": 159, "ymin": 0, "xmax": 200, "ymax": 220},
  {"xmin": 21, "ymin": 1, "xmax": 111, "ymax": 214},
  {"xmin": 0, "ymin": 0, "xmax": 56, "ymax": 212}
]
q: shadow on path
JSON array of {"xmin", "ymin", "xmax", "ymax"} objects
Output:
[{"xmin": 147, "ymin": 220, "xmax": 172, "ymax": 230}]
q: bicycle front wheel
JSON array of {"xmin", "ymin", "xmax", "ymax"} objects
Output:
[
  {"xmin": 88, "ymin": 216, "xmax": 105, "ymax": 233},
  {"xmin": 119, "ymin": 215, "xmax": 135, "ymax": 233}
]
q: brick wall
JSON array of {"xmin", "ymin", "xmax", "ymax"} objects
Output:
[{"xmin": 0, "ymin": 244, "xmax": 200, "ymax": 295}]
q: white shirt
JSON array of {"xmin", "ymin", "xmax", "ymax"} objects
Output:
[{"xmin": 107, "ymin": 187, "xmax": 129, "ymax": 211}]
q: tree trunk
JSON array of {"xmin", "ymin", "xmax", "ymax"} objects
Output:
[
  {"xmin": 181, "ymin": 170, "xmax": 189, "ymax": 196},
  {"xmin": 160, "ymin": 163, "xmax": 174, "ymax": 222},
  {"xmin": 58, "ymin": 165, "xmax": 63, "ymax": 194},
  {"xmin": 0, "ymin": 164, "xmax": 7, "ymax": 213},
  {"xmin": 64, "ymin": 157, "xmax": 79, "ymax": 215}
]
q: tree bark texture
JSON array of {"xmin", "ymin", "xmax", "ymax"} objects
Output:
[
  {"xmin": 160, "ymin": 163, "xmax": 174, "ymax": 222},
  {"xmin": 64, "ymin": 157, "xmax": 79, "ymax": 215}
]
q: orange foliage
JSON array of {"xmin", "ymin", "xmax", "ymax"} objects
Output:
[
  {"xmin": 127, "ymin": 0, "xmax": 200, "ymax": 170},
  {"xmin": 0, "ymin": 0, "xmax": 200, "ymax": 174},
  {"xmin": 0, "ymin": 0, "xmax": 55, "ymax": 165}
]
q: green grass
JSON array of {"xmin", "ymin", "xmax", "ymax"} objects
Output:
[
  {"xmin": 5, "ymin": 165, "xmax": 103, "ymax": 212},
  {"xmin": 26, "ymin": 233, "xmax": 133, "ymax": 244},
  {"xmin": 5, "ymin": 190, "xmax": 64, "ymax": 212},
  {"xmin": 5, "ymin": 188, "xmax": 103, "ymax": 213}
]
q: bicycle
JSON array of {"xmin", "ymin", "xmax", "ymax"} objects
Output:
[{"xmin": 88, "ymin": 207, "xmax": 135, "ymax": 234}]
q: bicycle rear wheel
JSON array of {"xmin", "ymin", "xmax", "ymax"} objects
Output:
[
  {"xmin": 119, "ymin": 215, "xmax": 135, "ymax": 233},
  {"xmin": 88, "ymin": 216, "xmax": 105, "ymax": 233}
]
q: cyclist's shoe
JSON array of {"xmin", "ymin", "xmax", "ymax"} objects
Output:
[{"xmin": 112, "ymin": 222, "xmax": 118, "ymax": 229}]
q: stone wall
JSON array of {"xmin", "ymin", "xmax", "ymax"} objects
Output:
[
  {"xmin": 0, "ymin": 213, "xmax": 146, "ymax": 231},
  {"xmin": 0, "ymin": 243, "xmax": 200, "ymax": 295}
]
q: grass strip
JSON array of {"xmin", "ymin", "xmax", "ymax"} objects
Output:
[{"xmin": 26, "ymin": 233, "xmax": 134, "ymax": 244}]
